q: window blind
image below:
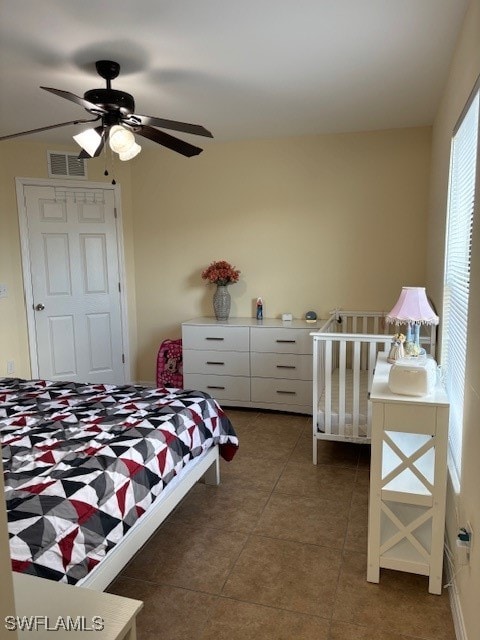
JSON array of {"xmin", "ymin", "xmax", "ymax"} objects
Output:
[{"xmin": 442, "ymin": 89, "xmax": 479, "ymax": 487}]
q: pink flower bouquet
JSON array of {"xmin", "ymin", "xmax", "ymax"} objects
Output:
[{"xmin": 202, "ymin": 260, "xmax": 240, "ymax": 286}]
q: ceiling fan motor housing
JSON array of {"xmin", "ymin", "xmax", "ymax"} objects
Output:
[
  {"xmin": 84, "ymin": 88, "xmax": 135, "ymax": 116},
  {"xmin": 95, "ymin": 60, "xmax": 120, "ymax": 81}
]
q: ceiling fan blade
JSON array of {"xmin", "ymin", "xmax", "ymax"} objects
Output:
[
  {"xmin": 41, "ymin": 87, "xmax": 107, "ymax": 115},
  {"xmin": 137, "ymin": 125, "xmax": 203, "ymax": 157},
  {"xmin": 0, "ymin": 117, "xmax": 101, "ymax": 141},
  {"xmin": 126, "ymin": 114, "xmax": 213, "ymax": 138}
]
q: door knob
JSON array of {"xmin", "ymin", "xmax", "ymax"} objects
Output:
[{"xmin": 35, "ymin": 303, "xmax": 45, "ymax": 311}]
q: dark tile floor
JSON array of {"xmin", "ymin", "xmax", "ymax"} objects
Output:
[{"xmin": 108, "ymin": 409, "xmax": 456, "ymax": 640}]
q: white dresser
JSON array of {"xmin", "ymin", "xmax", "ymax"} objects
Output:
[
  {"xmin": 182, "ymin": 317, "xmax": 319, "ymax": 414},
  {"xmin": 367, "ymin": 353, "xmax": 449, "ymax": 594}
]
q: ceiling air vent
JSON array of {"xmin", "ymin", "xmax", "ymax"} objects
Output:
[{"xmin": 47, "ymin": 151, "xmax": 87, "ymax": 179}]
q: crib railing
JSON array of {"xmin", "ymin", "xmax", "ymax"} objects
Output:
[
  {"xmin": 324, "ymin": 309, "xmax": 389, "ymax": 335},
  {"xmin": 317, "ymin": 311, "xmax": 390, "ymax": 371},
  {"xmin": 321, "ymin": 309, "xmax": 437, "ymax": 357},
  {"xmin": 311, "ymin": 309, "xmax": 437, "ymax": 463},
  {"xmin": 311, "ymin": 332, "xmax": 390, "ymax": 451}
]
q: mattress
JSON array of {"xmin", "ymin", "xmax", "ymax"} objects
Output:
[
  {"xmin": 316, "ymin": 368, "xmax": 369, "ymax": 437},
  {"xmin": 0, "ymin": 377, "xmax": 238, "ymax": 584}
]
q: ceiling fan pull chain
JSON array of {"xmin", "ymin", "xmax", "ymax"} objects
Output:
[
  {"xmin": 109, "ymin": 144, "xmax": 116, "ymax": 185},
  {"xmin": 103, "ymin": 142, "xmax": 109, "ymax": 177}
]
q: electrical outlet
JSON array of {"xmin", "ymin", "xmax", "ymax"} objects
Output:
[
  {"xmin": 6, "ymin": 360, "xmax": 14, "ymax": 375},
  {"xmin": 457, "ymin": 523, "xmax": 473, "ymax": 565},
  {"xmin": 0, "ymin": 284, "xmax": 7, "ymax": 298}
]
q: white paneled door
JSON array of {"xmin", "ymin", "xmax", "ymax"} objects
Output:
[{"xmin": 22, "ymin": 183, "xmax": 126, "ymax": 384}]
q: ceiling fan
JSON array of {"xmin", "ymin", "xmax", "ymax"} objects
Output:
[{"xmin": 0, "ymin": 60, "xmax": 213, "ymax": 159}]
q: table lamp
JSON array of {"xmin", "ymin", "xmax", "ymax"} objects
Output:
[{"xmin": 386, "ymin": 286, "xmax": 439, "ymax": 355}]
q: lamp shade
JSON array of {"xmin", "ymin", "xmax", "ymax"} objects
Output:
[
  {"xmin": 386, "ymin": 287, "xmax": 439, "ymax": 325},
  {"xmin": 119, "ymin": 142, "xmax": 141, "ymax": 161},
  {"xmin": 73, "ymin": 128, "xmax": 102, "ymax": 157},
  {"xmin": 109, "ymin": 125, "xmax": 136, "ymax": 154}
]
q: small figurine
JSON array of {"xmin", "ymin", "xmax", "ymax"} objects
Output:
[
  {"xmin": 388, "ymin": 333, "xmax": 406, "ymax": 363},
  {"xmin": 256, "ymin": 297, "xmax": 263, "ymax": 320}
]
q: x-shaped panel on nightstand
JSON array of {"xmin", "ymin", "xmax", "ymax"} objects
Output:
[
  {"xmin": 381, "ymin": 431, "xmax": 435, "ymax": 495},
  {"xmin": 379, "ymin": 501, "xmax": 433, "ymax": 559}
]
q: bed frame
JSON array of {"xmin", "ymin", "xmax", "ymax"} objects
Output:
[
  {"xmin": 311, "ymin": 310, "xmax": 436, "ymax": 463},
  {"xmin": 78, "ymin": 446, "xmax": 220, "ymax": 591}
]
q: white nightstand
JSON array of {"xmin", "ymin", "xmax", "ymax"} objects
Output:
[
  {"xmin": 367, "ymin": 353, "xmax": 449, "ymax": 594},
  {"xmin": 12, "ymin": 573, "xmax": 142, "ymax": 639}
]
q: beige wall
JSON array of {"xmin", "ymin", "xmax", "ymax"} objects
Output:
[
  {"xmin": 0, "ymin": 140, "xmax": 137, "ymax": 380},
  {"xmin": 0, "ymin": 129, "xmax": 432, "ymax": 383},
  {"xmin": 131, "ymin": 127, "xmax": 432, "ymax": 382},
  {"xmin": 427, "ymin": 0, "xmax": 480, "ymax": 636}
]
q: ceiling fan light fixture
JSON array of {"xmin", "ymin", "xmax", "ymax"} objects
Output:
[
  {"xmin": 73, "ymin": 127, "xmax": 102, "ymax": 157},
  {"xmin": 109, "ymin": 124, "xmax": 136, "ymax": 154},
  {"xmin": 1, "ymin": 60, "xmax": 211, "ymax": 158},
  {"xmin": 119, "ymin": 142, "xmax": 141, "ymax": 161}
]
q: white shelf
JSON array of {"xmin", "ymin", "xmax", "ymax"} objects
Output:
[{"xmin": 367, "ymin": 353, "xmax": 449, "ymax": 595}]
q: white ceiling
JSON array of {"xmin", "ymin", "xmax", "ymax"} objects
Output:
[{"xmin": 0, "ymin": 0, "xmax": 468, "ymax": 148}]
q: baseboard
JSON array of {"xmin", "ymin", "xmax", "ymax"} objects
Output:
[
  {"xmin": 445, "ymin": 548, "xmax": 468, "ymax": 640},
  {"xmin": 133, "ymin": 379, "xmax": 155, "ymax": 387}
]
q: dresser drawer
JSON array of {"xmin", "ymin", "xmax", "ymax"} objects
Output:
[
  {"xmin": 251, "ymin": 353, "xmax": 312, "ymax": 380},
  {"xmin": 182, "ymin": 325, "xmax": 249, "ymax": 351},
  {"xmin": 383, "ymin": 403, "xmax": 437, "ymax": 435},
  {"xmin": 250, "ymin": 327, "xmax": 312, "ymax": 354},
  {"xmin": 251, "ymin": 377, "xmax": 312, "ymax": 407},
  {"xmin": 183, "ymin": 350, "xmax": 250, "ymax": 376},
  {"xmin": 183, "ymin": 373, "xmax": 250, "ymax": 402}
]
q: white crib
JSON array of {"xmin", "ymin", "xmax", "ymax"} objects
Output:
[{"xmin": 311, "ymin": 310, "xmax": 436, "ymax": 464}]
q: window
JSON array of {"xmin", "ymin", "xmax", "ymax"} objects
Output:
[{"xmin": 442, "ymin": 85, "xmax": 479, "ymax": 488}]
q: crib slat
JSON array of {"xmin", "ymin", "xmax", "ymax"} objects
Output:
[
  {"xmin": 352, "ymin": 341, "xmax": 361, "ymax": 437},
  {"xmin": 338, "ymin": 340, "xmax": 346, "ymax": 437},
  {"xmin": 362, "ymin": 317, "xmax": 369, "ymax": 368},
  {"xmin": 366, "ymin": 341, "xmax": 377, "ymax": 438},
  {"xmin": 325, "ymin": 340, "xmax": 332, "ymax": 435},
  {"xmin": 312, "ymin": 338, "xmax": 319, "ymax": 464},
  {"xmin": 362, "ymin": 315, "xmax": 368, "ymax": 335}
]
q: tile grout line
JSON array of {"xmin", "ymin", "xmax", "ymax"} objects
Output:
[
  {"xmin": 324, "ymin": 445, "xmax": 363, "ymax": 633},
  {"xmin": 216, "ymin": 413, "xmax": 305, "ymax": 596}
]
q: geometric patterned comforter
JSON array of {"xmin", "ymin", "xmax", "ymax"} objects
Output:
[{"xmin": 0, "ymin": 378, "xmax": 238, "ymax": 585}]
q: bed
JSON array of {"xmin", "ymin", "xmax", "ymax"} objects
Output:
[
  {"xmin": 311, "ymin": 310, "xmax": 436, "ymax": 463},
  {"xmin": 0, "ymin": 377, "xmax": 238, "ymax": 590}
]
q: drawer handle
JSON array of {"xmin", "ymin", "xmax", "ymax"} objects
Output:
[
  {"xmin": 207, "ymin": 385, "xmax": 226, "ymax": 390},
  {"xmin": 276, "ymin": 390, "xmax": 297, "ymax": 395},
  {"xmin": 276, "ymin": 339, "xmax": 296, "ymax": 344},
  {"xmin": 206, "ymin": 361, "xmax": 225, "ymax": 365},
  {"xmin": 276, "ymin": 365, "xmax": 296, "ymax": 369},
  {"xmin": 206, "ymin": 337, "xmax": 224, "ymax": 341}
]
